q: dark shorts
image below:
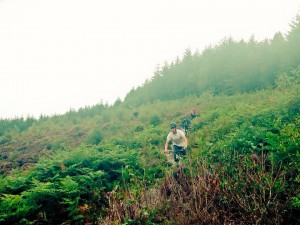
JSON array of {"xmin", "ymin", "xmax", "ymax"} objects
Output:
[{"xmin": 173, "ymin": 145, "xmax": 186, "ymax": 162}]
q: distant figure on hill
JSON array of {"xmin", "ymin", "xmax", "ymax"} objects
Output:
[
  {"xmin": 164, "ymin": 122, "xmax": 188, "ymax": 163},
  {"xmin": 190, "ymin": 108, "xmax": 197, "ymax": 119},
  {"xmin": 181, "ymin": 117, "xmax": 191, "ymax": 135}
]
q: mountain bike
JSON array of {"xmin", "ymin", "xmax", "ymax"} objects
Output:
[{"xmin": 164, "ymin": 147, "xmax": 186, "ymax": 163}]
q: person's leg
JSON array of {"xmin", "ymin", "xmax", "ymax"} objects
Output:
[
  {"xmin": 173, "ymin": 145, "xmax": 180, "ymax": 162},
  {"xmin": 182, "ymin": 149, "xmax": 187, "ymax": 156},
  {"xmin": 178, "ymin": 146, "xmax": 187, "ymax": 162}
]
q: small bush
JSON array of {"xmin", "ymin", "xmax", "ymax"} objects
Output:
[
  {"xmin": 134, "ymin": 125, "xmax": 144, "ymax": 132},
  {"xmin": 150, "ymin": 115, "xmax": 162, "ymax": 126},
  {"xmin": 85, "ymin": 129, "xmax": 104, "ymax": 145}
]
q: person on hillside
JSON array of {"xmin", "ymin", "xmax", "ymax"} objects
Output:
[
  {"xmin": 181, "ymin": 117, "xmax": 191, "ymax": 135},
  {"xmin": 190, "ymin": 108, "xmax": 197, "ymax": 119},
  {"xmin": 164, "ymin": 122, "xmax": 188, "ymax": 163}
]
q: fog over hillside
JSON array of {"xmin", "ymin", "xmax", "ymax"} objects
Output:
[{"xmin": 0, "ymin": 0, "xmax": 299, "ymax": 118}]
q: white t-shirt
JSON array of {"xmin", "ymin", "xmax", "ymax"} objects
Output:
[{"xmin": 167, "ymin": 129, "xmax": 185, "ymax": 147}]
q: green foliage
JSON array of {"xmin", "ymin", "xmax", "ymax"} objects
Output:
[
  {"xmin": 0, "ymin": 193, "xmax": 35, "ymax": 224},
  {"xmin": 0, "ymin": 146, "xmax": 142, "ymax": 224},
  {"xmin": 0, "ymin": 15, "xmax": 300, "ymax": 224},
  {"xmin": 1, "ymin": 73, "xmax": 300, "ymax": 224},
  {"xmin": 0, "ymin": 134, "xmax": 12, "ymax": 145},
  {"xmin": 49, "ymin": 137, "xmax": 66, "ymax": 150},
  {"xmin": 149, "ymin": 115, "xmax": 162, "ymax": 126},
  {"xmin": 85, "ymin": 129, "xmax": 104, "ymax": 145},
  {"xmin": 0, "ymin": 117, "xmax": 36, "ymax": 136},
  {"xmin": 132, "ymin": 111, "xmax": 139, "ymax": 118},
  {"xmin": 276, "ymin": 72, "xmax": 297, "ymax": 89},
  {"xmin": 134, "ymin": 125, "xmax": 144, "ymax": 132},
  {"xmin": 291, "ymin": 195, "xmax": 300, "ymax": 208},
  {"xmin": 125, "ymin": 17, "xmax": 300, "ymax": 106}
]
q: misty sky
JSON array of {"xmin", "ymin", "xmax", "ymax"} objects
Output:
[{"xmin": 0, "ymin": 0, "xmax": 299, "ymax": 119}]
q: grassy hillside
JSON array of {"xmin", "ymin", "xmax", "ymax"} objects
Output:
[
  {"xmin": 0, "ymin": 69, "xmax": 299, "ymax": 224},
  {"xmin": 0, "ymin": 15, "xmax": 299, "ymax": 224}
]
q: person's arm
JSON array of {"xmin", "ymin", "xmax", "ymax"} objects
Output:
[
  {"xmin": 183, "ymin": 135, "xmax": 188, "ymax": 149},
  {"xmin": 164, "ymin": 139, "xmax": 169, "ymax": 153}
]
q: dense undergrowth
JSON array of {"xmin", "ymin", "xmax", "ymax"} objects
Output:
[
  {"xmin": 0, "ymin": 15, "xmax": 300, "ymax": 223},
  {"xmin": 98, "ymin": 75, "xmax": 300, "ymax": 225},
  {"xmin": 0, "ymin": 72, "xmax": 299, "ymax": 224}
]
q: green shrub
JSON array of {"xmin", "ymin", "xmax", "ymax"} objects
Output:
[
  {"xmin": 0, "ymin": 134, "xmax": 12, "ymax": 145},
  {"xmin": 85, "ymin": 129, "xmax": 104, "ymax": 145},
  {"xmin": 134, "ymin": 125, "xmax": 144, "ymax": 132},
  {"xmin": 150, "ymin": 115, "xmax": 162, "ymax": 126}
]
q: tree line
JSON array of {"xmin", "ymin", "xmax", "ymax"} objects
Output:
[{"xmin": 124, "ymin": 15, "xmax": 300, "ymax": 106}]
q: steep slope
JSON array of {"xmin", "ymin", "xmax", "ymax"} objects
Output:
[{"xmin": 0, "ymin": 74, "xmax": 299, "ymax": 224}]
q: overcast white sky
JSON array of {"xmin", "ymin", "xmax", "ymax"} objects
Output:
[{"xmin": 0, "ymin": 0, "xmax": 299, "ymax": 119}]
